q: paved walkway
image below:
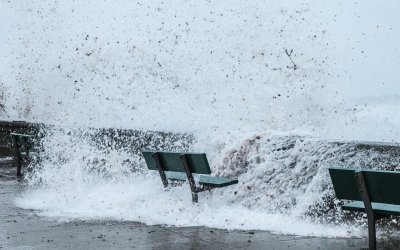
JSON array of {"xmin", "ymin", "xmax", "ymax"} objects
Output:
[{"xmin": 0, "ymin": 162, "xmax": 396, "ymax": 250}]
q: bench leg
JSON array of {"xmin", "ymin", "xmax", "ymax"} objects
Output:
[
  {"xmin": 13, "ymin": 144, "xmax": 22, "ymax": 177},
  {"xmin": 355, "ymin": 172, "xmax": 376, "ymax": 250},
  {"xmin": 191, "ymin": 192, "xmax": 198, "ymax": 203},
  {"xmin": 152, "ymin": 153, "xmax": 169, "ymax": 188},
  {"xmin": 16, "ymin": 157, "xmax": 22, "ymax": 177},
  {"xmin": 367, "ymin": 216, "xmax": 376, "ymax": 250},
  {"xmin": 180, "ymin": 154, "xmax": 199, "ymax": 203}
]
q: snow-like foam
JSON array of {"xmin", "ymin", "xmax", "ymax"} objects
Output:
[
  {"xmin": 15, "ymin": 177, "xmax": 361, "ymax": 237},
  {"xmin": 16, "ymin": 128, "xmax": 400, "ymax": 237}
]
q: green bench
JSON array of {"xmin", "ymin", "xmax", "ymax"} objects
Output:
[
  {"xmin": 10, "ymin": 133, "xmax": 38, "ymax": 176},
  {"xmin": 329, "ymin": 167, "xmax": 400, "ymax": 250},
  {"xmin": 142, "ymin": 151, "xmax": 238, "ymax": 203}
]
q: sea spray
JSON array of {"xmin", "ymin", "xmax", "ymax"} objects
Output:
[
  {"xmin": 14, "ymin": 127, "xmax": 400, "ymax": 237},
  {"xmin": 3, "ymin": 0, "xmax": 400, "ymax": 237},
  {"xmin": 3, "ymin": 1, "xmax": 400, "ymax": 141}
]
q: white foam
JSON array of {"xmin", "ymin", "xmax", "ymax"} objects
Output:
[
  {"xmin": 15, "ymin": 173, "xmax": 361, "ymax": 238},
  {"xmin": 13, "ymin": 130, "xmax": 367, "ymax": 237}
]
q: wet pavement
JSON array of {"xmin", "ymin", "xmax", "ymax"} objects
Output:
[{"xmin": 0, "ymin": 161, "xmax": 397, "ymax": 250}]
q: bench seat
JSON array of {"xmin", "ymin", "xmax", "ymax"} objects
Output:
[
  {"xmin": 199, "ymin": 175, "xmax": 238, "ymax": 187},
  {"xmin": 20, "ymin": 151, "xmax": 39, "ymax": 159},
  {"xmin": 166, "ymin": 172, "xmax": 238, "ymax": 187},
  {"xmin": 343, "ymin": 201, "xmax": 400, "ymax": 216}
]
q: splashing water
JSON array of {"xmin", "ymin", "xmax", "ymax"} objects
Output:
[
  {"xmin": 2, "ymin": 0, "xmax": 400, "ymax": 237},
  {"xmin": 2, "ymin": 0, "xmax": 400, "ymax": 141},
  {"xmin": 13, "ymin": 127, "xmax": 400, "ymax": 237}
]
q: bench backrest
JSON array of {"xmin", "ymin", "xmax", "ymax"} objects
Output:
[
  {"xmin": 142, "ymin": 151, "xmax": 211, "ymax": 175},
  {"xmin": 10, "ymin": 133, "xmax": 35, "ymax": 151},
  {"xmin": 362, "ymin": 170, "xmax": 400, "ymax": 205},
  {"xmin": 329, "ymin": 167, "xmax": 400, "ymax": 205},
  {"xmin": 329, "ymin": 168, "xmax": 361, "ymax": 201}
]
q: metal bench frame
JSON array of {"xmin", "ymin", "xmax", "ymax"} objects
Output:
[
  {"xmin": 354, "ymin": 171, "xmax": 381, "ymax": 250},
  {"xmin": 152, "ymin": 152, "xmax": 215, "ymax": 203},
  {"xmin": 143, "ymin": 151, "xmax": 238, "ymax": 203},
  {"xmin": 10, "ymin": 133, "xmax": 36, "ymax": 177}
]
